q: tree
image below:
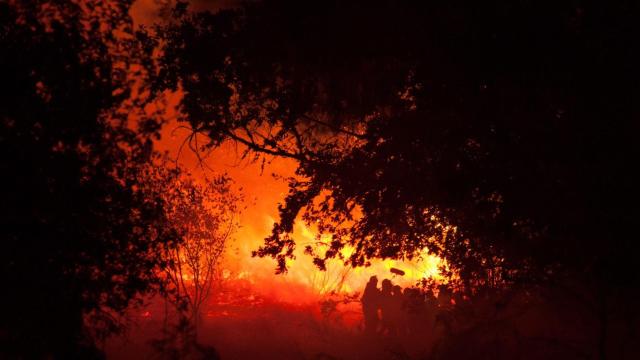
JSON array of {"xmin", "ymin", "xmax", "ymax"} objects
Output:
[
  {"xmin": 141, "ymin": 165, "xmax": 239, "ymax": 360},
  {"xmin": 159, "ymin": 169, "xmax": 241, "ymax": 326},
  {"xmin": 152, "ymin": 1, "xmax": 639, "ymax": 356},
  {"xmin": 154, "ymin": 0, "xmax": 639, "ymax": 280},
  {"xmin": 0, "ymin": 1, "xmax": 179, "ymax": 357}
]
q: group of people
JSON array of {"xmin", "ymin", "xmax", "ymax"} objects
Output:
[{"xmin": 360, "ymin": 276, "xmax": 454, "ymax": 337}]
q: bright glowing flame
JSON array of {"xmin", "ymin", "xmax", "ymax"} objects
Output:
[{"xmin": 155, "ymin": 118, "xmax": 447, "ymax": 304}]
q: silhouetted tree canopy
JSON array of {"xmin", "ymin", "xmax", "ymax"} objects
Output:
[
  {"xmin": 158, "ymin": 168, "xmax": 241, "ymax": 322},
  {"xmin": 0, "ymin": 1, "xmax": 177, "ymax": 357},
  {"xmin": 153, "ymin": 0, "xmax": 640, "ymax": 293}
]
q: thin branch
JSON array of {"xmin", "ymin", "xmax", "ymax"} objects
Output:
[
  {"xmin": 225, "ymin": 129, "xmax": 306, "ymax": 161},
  {"xmin": 300, "ymin": 114, "xmax": 367, "ymax": 139}
]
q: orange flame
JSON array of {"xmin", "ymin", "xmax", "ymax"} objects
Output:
[
  {"xmin": 155, "ymin": 117, "xmax": 446, "ymax": 304},
  {"xmin": 128, "ymin": 0, "xmax": 448, "ymax": 304}
]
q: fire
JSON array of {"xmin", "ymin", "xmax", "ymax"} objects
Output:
[
  {"xmin": 155, "ymin": 120, "xmax": 447, "ymax": 304},
  {"xmin": 277, "ymin": 218, "xmax": 446, "ymax": 294},
  {"xmin": 128, "ymin": 1, "xmax": 447, "ymax": 306}
]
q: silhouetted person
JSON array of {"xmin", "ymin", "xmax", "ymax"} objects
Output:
[
  {"xmin": 392, "ymin": 285, "xmax": 407, "ymax": 335},
  {"xmin": 425, "ymin": 289, "xmax": 437, "ymax": 308},
  {"xmin": 437, "ymin": 285, "xmax": 452, "ymax": 309},
  {"xmin": 379, "ymin": 279, "xmax": 394, "ymax": 335},
  {"xmin": 422, "ymin": 289, "xmax": 438, "ymax": 335},
  {"xmin": 361, "ymin": 276, "xmax": 381, "ymax": 335},
  {"xmin": 379, "ymin": 279, "xmax": 405, "ymax": 336},
  {"xmin": 404, "ymin": 288, "xmax": 426, "ymax": 335},
  {"xmin": 435, "ymin": 285, "xmax": 454, "ymax": 336}
]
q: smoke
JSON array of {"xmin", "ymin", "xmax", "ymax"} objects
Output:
[
  {"xmin": 102, "ymin": 113, "xmax": 449, "ymax": 359},
  {"xmin": 105, "ymin": 280, "xmax": 422, "ymax": 360}
]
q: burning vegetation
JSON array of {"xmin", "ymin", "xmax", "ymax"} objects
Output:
[{"xmin": 2, "ymin": 0, "xmax": 640, "ymax": 359}]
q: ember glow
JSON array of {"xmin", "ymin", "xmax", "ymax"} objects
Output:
[
  {"xmin": 5, "ymin": 1, "xmax": 638, "ymax": 359},
  {"xmin": 131, "ymin": 2, "xmax": 448, "ymax": 305},
  {"xmin": 157, "ymin": 120, "xmax": 447, "ymax": 303}
]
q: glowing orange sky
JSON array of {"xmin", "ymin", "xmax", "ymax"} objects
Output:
[
  {"xmin": 149, "ymin": 97, "xmax": 446, "ymax": 303},
  {"xmin": 131, "ymin": 0, "xmax": 445, "ymax": 303}
]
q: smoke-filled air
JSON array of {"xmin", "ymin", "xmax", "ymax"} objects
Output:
[{"xmin": 2, "ymin": 1, "xmax": 639, "ymax": 359}]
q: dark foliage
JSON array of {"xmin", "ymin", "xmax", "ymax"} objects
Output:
[
  {"xmin": 0, "ymin": 1, "xmax": 177, "ymax": 357},
  {"xmin": 137, "ymin": 1, "xmax": 640, "ymax": 357},
  {"xmin": 154, "ymin": 0, "xmax": 640, "ymax": 290}
]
